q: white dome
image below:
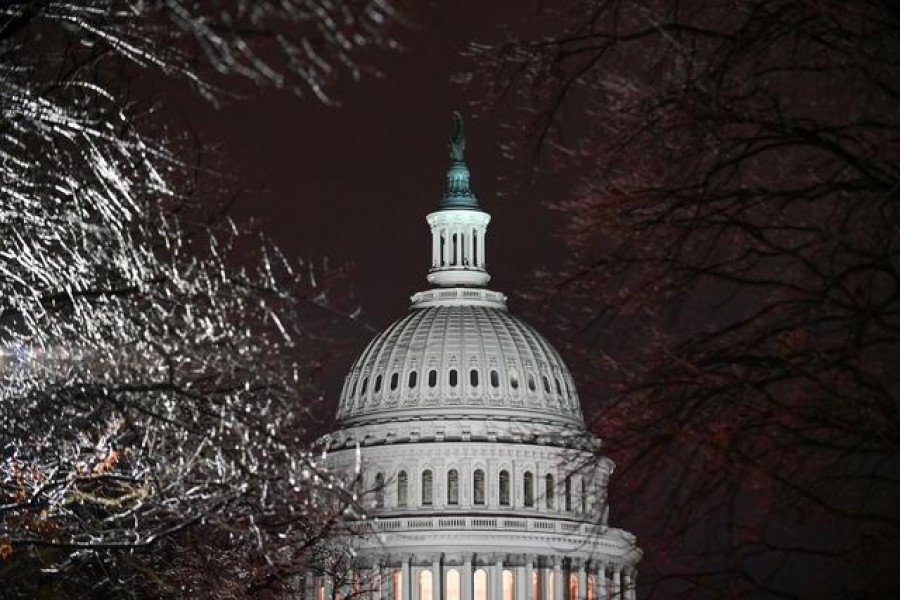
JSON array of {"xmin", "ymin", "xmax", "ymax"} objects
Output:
[{"xmin": 337, "ymin": 288, "xmax": 583, "ymax": 428}]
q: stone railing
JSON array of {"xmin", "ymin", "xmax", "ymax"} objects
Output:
[{"xmin": 348, "ymin": 515, "xmax": 607, "ymax": 538}]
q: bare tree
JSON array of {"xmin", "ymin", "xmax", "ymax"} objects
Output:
[
  {"xmin": 466, "ymin": 1, "xmax": 900, "ymax": 598},
  {"xmin": 1, "ymin": 1, "xmax": 405, "ymax": 596}
]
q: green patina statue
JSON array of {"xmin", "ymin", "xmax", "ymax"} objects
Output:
[{"xmin": 450, "ymin": 110, "xmax": 466, "ymax": 161}]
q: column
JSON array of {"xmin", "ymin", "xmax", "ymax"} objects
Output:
[
  {"xmin": 432, "ymin": 228, "xmax": 440, "ymax": 268},
  {"xmin": 553, "ymin": 563, "xmax": 563, "ymax": 600},
  {"xmin": 577, "ymin": 564, "xmax": 586, "ymax": 600},
  {"xmin": 624, "ymin": 569, "xmax": 636, "ymax": 600},
  {"xmin": 492, "ymin": 559, "xmax": 503, "ymax": 600},
  {"xmin": 611, "ymin": 568, "xmax": 620, "ymax": 600},
  {"xmin": 596, "ymin": 564, "xmax": 607, "ymax": 600},
  {"xmin": 433, "ymin": 558, "xmax": 443, "ymax": 600},
  {"xmin": 477, "ymin": 229, "xmax": 485, "ymax": 267},
  {"xmin": 523, "ymin": 558, "xmax": 534, "ymax": 600},
  {"xmin": 463, "ymin": 557, "xmax": 474, "ymax": 600},
  {"xmin": 515, "ymin": 564, "xmax": 526, "ymax": 600},
  {"xmin": 304, "ymin": 570, "xmax": 317, "ymax": 600},
  {"xmin": 385, "ymin": 566, "xmax": 395, "ymax": 600},
  {"xmin": 540, "ymin": 564, "xmax": 552, "ymax": 600},
  {"xmin": 402, "ymin": 559, "xmax": 412, "ymax": 600}
]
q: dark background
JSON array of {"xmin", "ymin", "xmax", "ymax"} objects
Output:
[{"xmin": 176, "ymin": 2, "xmax": 572, "ymax": 413}]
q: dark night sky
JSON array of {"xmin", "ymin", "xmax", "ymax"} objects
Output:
[{"xmin": 177, "ymin": 2, "xmax": 571, "ymax": 402}]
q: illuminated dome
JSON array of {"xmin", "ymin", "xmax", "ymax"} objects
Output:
[
  {"xmin": 312, "ymin": 113, "xmax": 641, "ymax": 600},
  {"xmin": 337, "ymin": 292, "xmax": 583, "ymax": 427}
]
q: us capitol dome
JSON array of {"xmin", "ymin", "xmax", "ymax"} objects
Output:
[{"xmin": 313, "ymin": 114, "xmax": 641, "ymax": 600}]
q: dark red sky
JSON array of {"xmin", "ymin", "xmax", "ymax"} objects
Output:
[{"xmin": 180, "ymin": 1, "xmax": 568, "ymax": 333}]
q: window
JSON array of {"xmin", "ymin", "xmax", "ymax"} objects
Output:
[
  {"xmin": 565, "ymin": 476, "xmax": 572, "ymax": 511},
  {"xmin": 509, "ymin": 370, "xmax": 519, "ymax": 389},
  {"xmin": 393, "ymin": 571, "xmax": 403, "ymax": 600},
  {"xmin": 360, "ymin": 377, "xmax": 368, "ymax": 395},
  {"xmin": 422, "ymin": 470, "xmax": 433, "ymax": 506},
  {"xmin": 581, "ymin": 478, "xmax": 587, "ymax": 513},
  {"xmin": 440, "ymin": 232, "xmax": 447, "ymax": 267},
  {"xmin": 375, "ymin": 472, "xmax": 385, "ymax": 508},
  {"xmin": 397, "ymin": 471, "xmax": 408, "ymax": 507},
  {"xmin": 524, "ymin": 471, "xmax": 534, "ymax": 507},
  {"xmin": 447, "ymin": 469, "xmax": 459, "ymax": 505},
  {"xmin": 473, "ymin": 469, "xmax": 485, "ymax": 505},
  {"xmin": 428, "ymin": 369, "xmax": 437, "ymax": 388},
  {"xmin": 446, "ymin": 569, "xmax": 461, "ymax": 600},
  {"xmin": 543, "ymin": 376, "xmax": 551, "ymax": 393},
  {"xmin": 545, "ymin": 474, "xmax": 555, "ymax": 509},
  {"xmin": 474, "ymin": 569, "xmax": 488, "ymax": 600},
  {"xmin": 408, "ymin": 371, "xmax": 417, "ymax": 388},
  {"xmin": 449, "ymin": 369, "xmax": 458, "ymax": 387},
  {"xmin": 499, "ymin": 470, "xmax": 511, "ymax": 506},
  {"xmin": 390, "ymin": 372, "xmax": 399, "ymax": 390},
  {"xmin": 490, "ymin": 370, "xmax": 500, "ymax": 388},
  {"xmin": 451, "ymin": 233, "xmax": 458, "ymax": 266},
  {"xmin": 374, "ymin": 374, "xmax": 383, "ymax": 393},
  {"xmin": 556, "ymin": 377, "xmax": 563, "ymax": 395},
  {"xmin": 527, "ymin": 373, "xmax": 536, "ymax": 392},
  {"xmin": 472, "ymin": 229, "xmax": 479, "ymax": 267},
  {"xmin": 419, "ymin": 570, "xmax": 433, "ymax": 600},
  {"xmin": 503, "ymin": 570, "xmax": 515, "ymax": 600},
  {"xmin": 470, "ymin": 369, "xmax": 479, "ymax": 387}
]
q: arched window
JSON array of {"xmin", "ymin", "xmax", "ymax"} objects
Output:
[
  {"xmin": 474, "ymin": 569, "xmax": 488, "ymax": 600},
  {"xmin": 419, "ymin": 570, "xmax": 433, "ymax": 600},
  {"xmin": 509, "ymin": 370, "xmax": 519, "ymax": 389},
  {"xmin": 490, "ymin": 370, "xmax": 500, "ymax": 388},
  {"xmin": 470, "ymin": 369, "xmax": 479, "ymax": 387},
  {"xmin": 393, "ymin": 571, "xmax": 403, "ymax": 600},
  {"xmin": 473, "ymin": 469, "xmax": 485, "ymax": 505},
  {"xmin": 428, "ymin": 369, "xmax": 438, "ymax": 388},
  {"xmin": 409, "ymin": 371, "xmax": 417, "ymax": 388},
  {"xmin": 565, "ymin": 476, "xmax": 572, "ymax": 511},
  {"xmin": 545, "ymin": 474, "xmax": 555, "ymax": 509},
  {"xmin": 542, "ymin": 375, "xmax": 551, "ymax": 393},
  {"xmin": 523, "ymin": 471, "xmax": 534, "ymax": 507},
  {"xmin": 390, "ymin": 372, "xmax": 399, "ymax": 390},
  {"xmin": 446, "ymin": 569, "xmax": 461, "ymax": 600},
  {"xmin": 447, "ymin": 469, "xmax": 459, "ymax": 505},
  {"xmin": 527, "ymin": 373, "xmax": 536, "ymax": 392},
  {"xmin": 449, "ymin": 369, "xmax": 458, "ymax": 387},
  {"xmin": 375, "ymin": 472, "xmax": 385, "ymax": 508},
  {"xmin": 503, "ymin": 570, "xmax": 515, "ymax": 600},
  {"xmin": 374, "ymin": 374, "xmax": 383, "ymax": 393},
  {"xmin": 397, "ymin": 471, "xmax": 408, "ymax": 507},
  {"xmin": 422, "ymin": 470, "xmax": 433, "ymax": 506},
  {"xmin": 499, "ymin": 470, "xmax": 511, "ymax": 506}
]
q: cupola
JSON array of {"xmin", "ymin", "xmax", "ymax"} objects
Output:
[{"xmin": 426, "ymin": 112, "xmax": 491, "ymax": 288}]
